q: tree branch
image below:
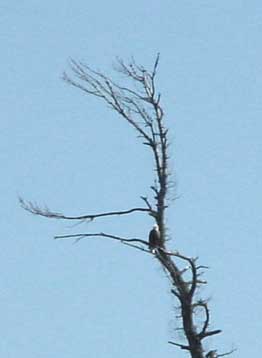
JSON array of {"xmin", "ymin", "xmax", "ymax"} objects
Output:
[
  {"xmin": 63, "ymin": 56, "xmax": 169, "ymax": 225},
  {"xmin": 196, "ymin": 300, "xmax": 210, "ymax": 338},
  {"xmin": 19, "ymin": 197, "xmax": 154, "ymax": 222},
  {"xmin": 168, "ymin": 341, "xmax": 190, "ymax": 350},
  {"xmin": 54, "ymin": 232, "xmax": 149, "ymax": 246},
  {"xmin": 201, "ymin": 330, "xmax": 222, "ymax": 338},
  {"xmin": 122, "ymin": 241, "xmax": 151, "ymax": 253},
  {"xmin": 217, "ymin": 348, "xmax": 237, "ymax": 357},
  {"xmin": 162, "ymin": 250, "xmax": 201, "ymax": 295}
]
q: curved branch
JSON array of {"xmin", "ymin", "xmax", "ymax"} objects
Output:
[
  {"xmin": 217, "ymin": 348, "xmax": 237, "ymax": 357},
  {"xmin": 195, "ymin": 301, "xmax": 222, "ymax": 340},
  {"xmin": 54, "ymin": 232, "xmax": 149, "ymax": 246},
  {"xmin": 162, "ymin": 250, "xmax": 199, "ymax": 296},
  {"xmin": 64, "ymin": 60, "xmax": 154, "ymax": 145},
  {"xmin": 196, "ymin": 301, "xmax": 209, "ymax": 338},
  {"xmin": 122, "ymin": 241, "xmax": 151, "ymax": 253},
  {"xmin": 19, "ymin": 197, "xmax": 153, "ymax": 222}
]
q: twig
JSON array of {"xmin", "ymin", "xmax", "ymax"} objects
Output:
[
  {"xmin": 168, "ymin": 341, "xmax": 190, "ymax": 350},
  {"xmin": 217, "ymin": 348, "xmax": 237, "ymax": 357}
]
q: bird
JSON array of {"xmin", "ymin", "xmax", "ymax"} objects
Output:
[{"xmin": 149, "ymin": 224, "xmax": 162, "ymax": 252}]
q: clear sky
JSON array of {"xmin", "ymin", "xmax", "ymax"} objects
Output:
[{"xmin": 1, "ymin": 1, "xmax": 261, "ymax": 357}]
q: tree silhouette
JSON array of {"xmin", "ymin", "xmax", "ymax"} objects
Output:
[{"xmin": 20, "ymin": 55, "xmax": 235, "ymax": 358}]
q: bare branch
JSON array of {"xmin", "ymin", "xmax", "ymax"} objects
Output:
[
  {"xmin": 193, "ymin": 300, "xmax": 222, "ymax": 340},
  {"xmin": 152, "ymin": 53, "xmax": 160, "ymax": 79},
  {"xmin": 206, "ymin": 349, "xmax": 236, "ymax": 358},
  {"xmin": 140, "ymin": 196, "xmax": 153, "ymax": 210},
  {"xmin": 122, "ymin": 241, "xmax": 151, "ymax": 253},
  {"xmin": 196, "ymin": 265, "xmax": 210, "ymax": 270},
  {"xmin": 163, "ymin": 250, "xmax": 199, "ymax": 296},
  {"xmin": 64, "ymin": 59, "xmax": 156, "ymax": 147},
  {"xmin": 64, "ymin": 55, "xmax": 169, "ymax": 228},
  {"xmin": 187, "ymin": 280, "xmax": 207, "ymax": 285},
  {"xmin": 201, "ymin": 330, "xmax": 222, "ymax": 338},
  {"xmin": 217, "ymin": 348, "xmax": 237, "ymax": 357},
  {"xmin": 171, "ymin": 288, "xmax": 182, "ymax": 302},
  {"xmin": 54, "ymin": 232, "xmax": 149, "ymax": 246},
  {"xmin": 168, "ymin": 341, "xmax": 190, "ymax": 350},
  {"xmin": 19, "ymin": 197, "xmax": 153, "ymax": 222},
  {"xmin": 197, "ymin": 300, "xmax": 210, "ymax": 338}
]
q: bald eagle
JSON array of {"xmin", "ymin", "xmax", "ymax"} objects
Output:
[{"xmin": 149, "ymin": 224, "xmax": 162, "ymax": 252}]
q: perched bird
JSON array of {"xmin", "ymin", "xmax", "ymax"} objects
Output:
[{"xmin": 149, "ymin": 224, "xmax": 162, "ymax": 252}]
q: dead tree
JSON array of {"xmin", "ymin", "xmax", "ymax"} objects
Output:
[{"xmin": 20, "ymin": 55, "xmax": 235, "ymax": 358}]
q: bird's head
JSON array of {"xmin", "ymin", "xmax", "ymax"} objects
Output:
[{"xmin": 153, "ymin": 224, "xmax": 159, "ymax": 231}]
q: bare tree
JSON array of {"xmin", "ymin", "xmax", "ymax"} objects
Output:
[{"xmin": 20, "ymin": 55, "xmax": 235, "ymax": 358}]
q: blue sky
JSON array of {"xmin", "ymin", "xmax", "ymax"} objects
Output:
[{"xmin": 1, "ymin": 1, "xmax": 262, "ymax": 357}]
